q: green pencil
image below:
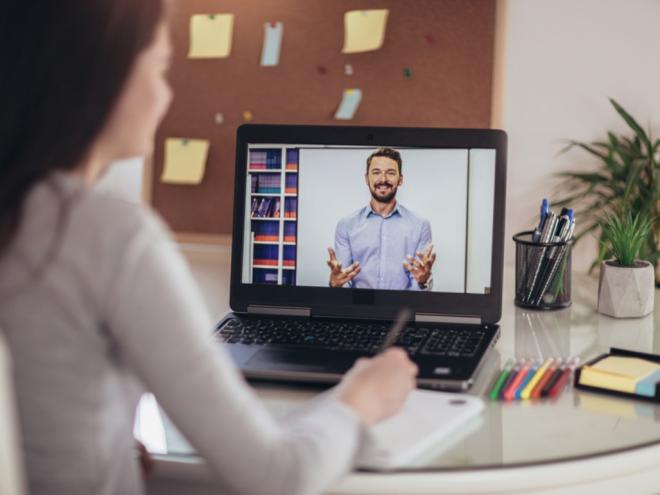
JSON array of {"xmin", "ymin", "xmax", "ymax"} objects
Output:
[{"xmin": 489, "ymin": 358, "xmax": 515, "ymax": 401}]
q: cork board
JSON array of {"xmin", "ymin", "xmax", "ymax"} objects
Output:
[{"xmin": 150, "ymin": 0, "xmax": 497, "ymax": 240}]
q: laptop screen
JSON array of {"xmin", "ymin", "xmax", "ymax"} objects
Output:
[{"xmin": 241, "ymin": 145, "xmax": 496, "ymax": 295}]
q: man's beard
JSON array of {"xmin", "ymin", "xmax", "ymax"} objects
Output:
[{"xmin": 370, "ymin": 182, "xmax": 398, "ymax": 203}]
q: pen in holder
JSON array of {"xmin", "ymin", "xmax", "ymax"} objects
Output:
[{"xmin": 513, "ymin": 231, "xmax": 573, "ymax": 310}]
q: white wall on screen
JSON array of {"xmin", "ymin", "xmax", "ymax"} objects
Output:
[{"xmin": 466, "ymin": 149, "xmax": 496, "ymax": 294}]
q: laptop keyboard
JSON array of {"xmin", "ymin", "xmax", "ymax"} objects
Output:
[{"xmin": 216, "ymin": 317, "xmax": 485, "ymax": 358}]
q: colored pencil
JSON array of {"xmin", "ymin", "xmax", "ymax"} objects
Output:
[
  {"xmin": 514, "ymin": 360, "xmax": 540, "ymax": 400},
  {"xmin": 531, "ymin": 358, "xmax": 561, "ymax": 399},
  {"xmin": 489, "ymin": 358, "xmax": 515, "ymax": 401},
  {"xmin": 503, "ymin": 359, "xmax": 533, "ymax": 401},
  {"xmin": 521, "ymin": 358, "xmax": 554, "ymax": 400}
]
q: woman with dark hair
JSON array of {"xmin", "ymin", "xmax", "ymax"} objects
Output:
[{"xmin": 0, "ymin": 3, "xmax": 417, "ymax": 495}]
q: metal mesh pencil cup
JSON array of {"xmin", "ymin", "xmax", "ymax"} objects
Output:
[{"xmin": 513, "ymin": 230, "xmax": 573, "ymax": 310}]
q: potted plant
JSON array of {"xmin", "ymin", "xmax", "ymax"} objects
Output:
[
  {"xmin": 597, "ymin": 211, "xmax": 655, "ymax": 318},
  {"xmin": 553, "ymin": 98, "xmax": 659, "ymax": 286}
]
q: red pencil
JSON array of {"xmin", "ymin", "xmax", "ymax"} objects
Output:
[
  {"xmin": 548, "ymin": 358, "xmax": 579, "ymax": 398},
  {"xmin": 503, "ymin": 359, "xmax": 532, "ymax": 401}
]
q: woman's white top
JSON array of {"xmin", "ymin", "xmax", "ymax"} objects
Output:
[{"xmin": 0, "ymin": 172, "xmax": 361, "ymax": 495}]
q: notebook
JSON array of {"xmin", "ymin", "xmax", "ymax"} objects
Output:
[{"xmin": 355, "ymin": 390, "xmax": 484, "ymax": 469}]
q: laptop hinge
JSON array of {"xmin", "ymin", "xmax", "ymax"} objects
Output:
[
  {"xmin": 247, "ymin": 305, "xmax": 312, "ymax": 317},
  {"xmin": 415, "ymin": 313, "xmax": 482, "ymax": 325}
]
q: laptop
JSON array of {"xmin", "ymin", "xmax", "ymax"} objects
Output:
[{"xmin": 216, "ymin": 124, "xmax": 507, "ymax": 391}]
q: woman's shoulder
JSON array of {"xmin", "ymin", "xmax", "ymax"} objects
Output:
[{"xmin": 43, "ymin": 172, "xmax": 171, "ymax": 251}]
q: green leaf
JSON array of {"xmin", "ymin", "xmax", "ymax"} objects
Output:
[
  {"xmin": 622, "ymin": 163, "xmax": 641, "ymax": 200},
  {"xmin": 610, "ymin": 98, "xmax": 652, "ymax": 151},
  {"xmin": 555, "ymin": 171, "xmax": 611, "ymax": 184},
  {"xmin": 600, "ymin": 211, "xmax": 654, "ymax": 265}
]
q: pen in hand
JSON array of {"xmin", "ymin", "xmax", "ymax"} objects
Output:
[{"xmin": 380, "ymin": 308, "xmax": 412, "ymax": 353}]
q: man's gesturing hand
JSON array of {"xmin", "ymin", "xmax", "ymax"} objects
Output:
[
  {"xmin": 403, "ymin": 243, "xmax": 436, "ymax": 286},
  {"xmin": 327, "ymin": 247, "xmax": 361, "ymax": 287}
]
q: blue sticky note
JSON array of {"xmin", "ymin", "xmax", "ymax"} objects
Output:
[
  {"xmin": 260, "ymin": 22, "xmax": 283, "ymax": 67},
  {"xmin": 334, "ymin": 89, "xmax": 362, "ymax": 120},
  {"xmin": 635, "ymin": 369, "xmax": 660, "ymax": 397}
]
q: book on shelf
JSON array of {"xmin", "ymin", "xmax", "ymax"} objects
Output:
[
  {"xmin": 284, "ymin": 197, "xmax": 297, "ymax": 218},
  {"xmin": 282, "ymin": 270, "xmax": 296, "ymax": 285},
  {"xmin": 249, "ymin": 149, "xmax": 282, "ymax": 170},
  {"xmin": 249, "ymin": 150, "xmax": 266, "ymax": 169},
  {"xmin": 253, "ymin": 270, "xmax": 278, "ymax": 284},
  {"xmin": 283, "ymin": 245, "xmax": 296, "ymax": 268},
  {"xmin": 271, "ymin": 198, "xmax": 281, "ymax": 218},
  {"xmin": 254, "ymin": 174, "xmax": 280, "ymax": 194},
  {"xmin": 253, "ymin": 221, "xmax": 279, "ymax": 241},
  {"xmin": 253, "ymin": 244, "xmax": 279, "ymax": 267},
  {"xmin": 254, "ymin": 198, "xmax": 267, "ymax": 217},
  {"xmin": 283, "ymin": 222, "xmax": 296, "ymax": 242},
  {"xmin": 266, "ymin": 150, "xmax": 281, "ymax": 169},
  {"xmin": 252, "ymin": 197, "xmax": 281, "ymax": 218},
  {"xmin": 286, "ymin": 149, "xmax": 299, "ymax": 171},
  {"xmin": 285, "ymin": 173, "xmax": 298, "ymax": 194}
]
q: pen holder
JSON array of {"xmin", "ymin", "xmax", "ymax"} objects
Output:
[{"xmin": 513, "ymin": 230, "xmax": 573, "ymax": 310}]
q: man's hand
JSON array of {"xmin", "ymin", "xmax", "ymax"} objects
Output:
[
  {"xmin": 327, "ymin": 247, "xmax": 361, "ymax": 287},
  {"xmin": 403, "ymin": 244, "xmax": 436, "ymax": 286}
]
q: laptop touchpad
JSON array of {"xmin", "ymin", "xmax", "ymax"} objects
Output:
[{"xmin": 246, "ymin": 348, "xmax": 351, "ymax": 373}]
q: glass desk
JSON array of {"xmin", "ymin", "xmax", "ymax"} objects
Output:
[{"xmin": 138, "ymin": 246, "xmax": 660, "ymax": 492}]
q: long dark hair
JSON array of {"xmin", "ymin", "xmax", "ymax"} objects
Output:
[{"xmin": 0, "ymin": 1, "xmax": 164, "ymax": 256}]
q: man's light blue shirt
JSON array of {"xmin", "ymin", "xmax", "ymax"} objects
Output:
[{"xmin": 334, "ymin": 202, "xmax": 432, "ymax": 290}]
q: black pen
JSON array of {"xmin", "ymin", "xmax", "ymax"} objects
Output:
[{"xmin": 380, "ymin": 308, "xmax": 412, "ymax": 352}]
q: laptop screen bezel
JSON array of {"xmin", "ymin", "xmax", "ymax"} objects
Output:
[{"xmin": 230, "ymin": 124, "xmax": 507, "ymax": 324}]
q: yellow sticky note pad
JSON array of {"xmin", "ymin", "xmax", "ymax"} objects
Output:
[
  {"xmin": 342, "ymin": 9, "xmax": 389, "ymax": 54},
  {"xmin": 579, "ymin": 356, "xmax": 660, "ymax": 394},
  {"xmin": 188, "ymin": 14, "xmax": 234, "ymax": 58},
  {"xmin": 161, "ymin": 138, "xmax": 209, "ymax": 185}
]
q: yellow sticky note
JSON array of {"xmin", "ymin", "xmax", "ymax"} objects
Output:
[
  {"xmin": 342, "ymin": 9, "xmax": 389, "ymax": 54},
  {"xmin": 592, "ymin": 356, "xmax": 660, "ymax": 378},
  {"xmin": 188, "ymin": 14, "xmax": 234, "ymax": 58},
  {"xmin": 161, "ymin": 138, "xmax": 209, "ymax": 185}
]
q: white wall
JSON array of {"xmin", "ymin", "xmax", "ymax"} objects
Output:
[{"xmin": 500, "ymin": 0, "xmax": 660, "ymax": 271}]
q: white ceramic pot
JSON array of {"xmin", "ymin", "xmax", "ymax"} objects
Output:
[{"xmin": 597, "ymin": 260, "xmax": 655, "ymax": 318}]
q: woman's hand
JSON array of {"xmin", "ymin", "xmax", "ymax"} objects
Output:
[{"xmin": 336, "ymin": 348, "xmax": 418, "ymax": 425}]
